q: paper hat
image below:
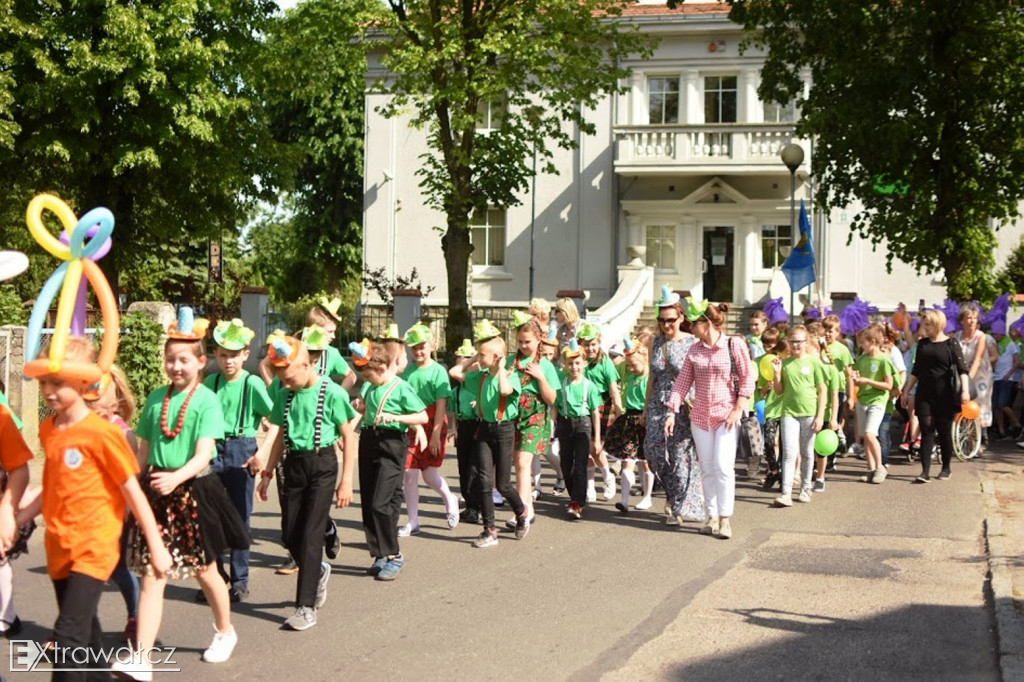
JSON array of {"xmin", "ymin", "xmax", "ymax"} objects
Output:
[
  {"xmin": 933, "ymin": 299, "xmax": 960, "ymax": 334},
  {"xmin": 301, "ymin": 324, "xmax": 331, "ymax": 351},
  {"xmin": 349, "ymin": 338, "xmax": 372, "ymax": 367},
  {"xmin": 576, "ymin": 321, "xmax": 601, "ymax": 341},
  {"xmin": 991, "ymin": 318, "xmax": 1007, "ymax": 335},
  {"xmin": 607, "ymin": 343, "xmax": 624, "ymax": 357},
  {"xmin": 684, "ymin": 297, "xmax": 710, "ymax": 322},
  {"xmin": 83, "ymin": 372, "xmax": 112, "ymax": 402},
  {"xmin": 839, "ymin": 297, "xmax": 878, "ymax": 336},
  {"xmin": 562, "ymin": 338, "xmax": 583, "ymax": 359},
  {"xmin": 1011, "ymin": 315, "xmax": 1024, "ymax": 337},
  {"xmin": 803, "ymin": 302, "xmax": 833, "ymax": 322},
  {"xmin": 266, "ymin": 330, "xmax": 301, "ymax": 367},
  {"xmin": 0, "ymin": 251, "xmax": 28, "ymax": 283},
  {"xmin": 455, "ymin": 338, "xmax": 476, "ymax": 357},
  {"xmin": 763, "ymin": 297, "xmax": 788, "ymax": 326},
  {"xmin": 473, "ymin": 319, "xmax": 502, "ymax": 343},
  {"xmin": 213, "ymin": 318, "xmax": 255, "ymax": 350},
  {"xmin": 623, "ymin": 337, "xmax": 642, "ymax": 356},
  {"xmin": 380, "ymin": 322, "xmax": 404, "ymax": 342},
  {"xmin": 981, "ymin": 293, "xmax": 1011, "ymax": 333},
  {"xmin": 404, "ymin": 323, "xmax": 433, "ymax": 346},
  {"xmin": 655, "ymin": 285, "xmax": 680, "ymax": 308},
  {"xmin": 167, "ymin": 306, "xmax": 210, "ymax": 341},
  {"xmin": 317, "ymin": 296, "xmax": 343, "ymax": 323},
  {"xmin": 510, "ymin": 310, "xmax": 533, "ymax": 329},
  {"xmin": 541, "ymin": 321, "xmax": 559, "ymax": 347}
]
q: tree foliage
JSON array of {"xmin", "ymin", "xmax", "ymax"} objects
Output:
[
  {"xmin": 728, "ymin": 0, "xmax": 1024, "ymax": 301},
  {"xmin": 376, "ymin": 0, "xmax": 654, "ymax": 358}
]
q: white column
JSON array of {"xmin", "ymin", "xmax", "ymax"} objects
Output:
[
  {"xmin": 743, "ymin": 68, "xmax": 761, "ymax": 123},
  {"xmin": 680, "ymin": 216, "xmax": 699, "ymax": 295},
  {"xmin": 630, "ymin": 70, "xmax": 646, "ymax": 125},
  {"xmin": 739, "ymin": 215, "xmax": 758, "ymax": 304}
]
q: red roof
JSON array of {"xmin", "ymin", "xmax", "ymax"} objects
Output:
[{"xmin": 619, "ymin": 2, "xmax": 728, "ymax": 16}]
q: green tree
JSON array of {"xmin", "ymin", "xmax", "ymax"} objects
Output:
[
  {"xmin": 376, "ymin": 0, "xmax": 654, "ymax": 357},
  {"xmin": 728, "ymin": 0, "xmax": 1024, "ymax": 301},
  {"xmin": 0, "ymin": 0, "xmax": 281, "ymax": 296}
]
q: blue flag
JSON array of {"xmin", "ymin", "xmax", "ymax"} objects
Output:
[{"xmin": 781, "ymin": 199, "xmax": 815, "ymax": 292}]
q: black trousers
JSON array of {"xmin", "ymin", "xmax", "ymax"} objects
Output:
[
  {"xmin": 456, "ymin": 418, "xmax": 481, "ymax": 512},
  {"xmin": 358, "ymin": 428, "xmax": 406, "ymax": 559},
  {"xmin": 282, "ymin": 446, "xmax": 338, "ymax": 607},
  {"xmin": 472, "ymin": 421, "xmax": 525, "ymax": 529},
  {"xmin": 557, "ymin": 416, "xmax": 592, "ymax": 506},
  {"xmin": 51, "ymin": 572, "xmax": 107, "ymax": 682}
]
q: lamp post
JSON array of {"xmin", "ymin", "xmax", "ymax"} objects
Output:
[{"xmin": 780, "ymin": 142, "xmax": 804, "ymax": 325}]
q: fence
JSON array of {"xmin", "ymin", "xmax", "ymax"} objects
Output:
[{"xmin": 341, "ymin": 303, "xmax": 524, "ymax": 354}]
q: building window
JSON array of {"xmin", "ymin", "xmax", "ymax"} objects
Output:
[
  {"xmin": 470, "ymin": 208, "xmax": 506, "ymax": 266},
  {"xmin": 645, "ymin": 225, "xmax": 675, "ymax": 270},
  {"xmin": 704, "ymin": 76, "xmax": 737, "ymax": 123},
  {"xmin": 761, "ymin": 224, "xmax": 791, "ymax": 269},
  {"xmin": 648, "ymin": 77, "xmax": 680, "ymax": 124},
  {"xmin": 476, "ymin": 98, "xmax": 505, "ymax": 131},
  {"xmin": 763, "ymin": 99, "xmax": 797, "ymax": 123}
]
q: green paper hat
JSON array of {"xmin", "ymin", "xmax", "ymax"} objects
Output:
[
  {"xmin": 576, "ymin": 320, "xmax": 601, "ymax": 341},
  {"xmin": 380, "ymin": 322, "xmax": 404, "ymax": 342},
  {"xmin": 684, "ymin": 297, "xmax": 710, "ymax": 322},
  {"xmin": 656, "ymin": 284, "xmax": 681, "ymax": 308},
  {"xmin": 317, "ymin": 296, "xmax": 343, "ymax": 323},
  {"xmin": 301, "ymin": 324, "xmax": 331, "ymax": 351},
  {"xmin": 562, "ymin": 338, "xmax": 582, "ymax": 359},
  {"xmin": 403, "ymin": 323, "xmax": 433, "ymax": 347},
  {"xmin": 510, "ymin": 310, "xmax": 533, "ymax": 329},
  {"xmin": 455, "ymin": 339, "xmax": 475, "ymax": 357},
  {"xmin": 212, "ymin": 318, "xmax": 255, "ymax": 351},
  {"xmin": 473, "ymin": 319, "xmax": 502, "ymax": 343}
]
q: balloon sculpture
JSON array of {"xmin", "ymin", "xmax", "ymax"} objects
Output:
[{"xmin": 23, "ymin": 194, "xmax": 118, "ymax": 383}]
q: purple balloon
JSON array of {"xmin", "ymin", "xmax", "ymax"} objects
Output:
[
  {"xmin": 71, "ymin": 279, "xmax": 88, "ymax": 335},
  {"xmin": 58, "ymin": 223, "xmax": 111, "ymax": 261}
]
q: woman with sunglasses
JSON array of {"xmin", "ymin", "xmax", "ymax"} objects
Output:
[{"xmin": 642, "ymin": 286, "xmax": 705, "ymax": 526}]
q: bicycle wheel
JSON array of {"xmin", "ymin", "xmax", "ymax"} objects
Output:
[{"xmin": 952, "ymin": 414, "xmax": 981, "ymax": 461}]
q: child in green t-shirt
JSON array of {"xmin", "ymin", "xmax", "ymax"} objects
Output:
[
  {"xmin": 554, "ymin": 340, "xmax": 603, "ymax": 520},
  {"xmin": 449, "ymin": 339, "xmax": 482, "ymax": 523},
  {"xmin": 577, "ymin": 322, "xmax": 622, "ymax": 503},
  {"xmin": 608, "ymin": 339, "xmax": 653, "ymax": 514},
  {"xmin": 812, "ymin": 339, "xmax": 842, "ymax": 492},
  {"xmin": 847, "ymin": 326, "xmax": 895, "ymax": 484},
  {"xmin": 770, "ymin": 325, "xmax": 826, "ymax": 507}
]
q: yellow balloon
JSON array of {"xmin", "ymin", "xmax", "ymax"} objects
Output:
[
  {"xmin": 26, "ymin": 194, "xmax": 77, "ymax": 261},
  {"xmin": 758, "ymin": 354, "xmax": 776, "ymax": 382},
  {"xmin": 48, "ymin": 259, "xmax": 83, "ymax": 372}
]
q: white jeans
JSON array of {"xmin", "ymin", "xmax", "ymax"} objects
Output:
[
  {"xmin": 691, "ymin": 423, "xmax": 738, "ymax": 518},
  {"xmin": 780, "ymin": 415, "xmax": 815, "ymax": 495}
]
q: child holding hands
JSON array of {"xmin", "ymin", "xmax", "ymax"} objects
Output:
[
  {"xmin": 847, "ymin": 326, "xmax": 896, "ymax": 483},
  {"xmin": 554, "ymin": 340, "xmax": 603, "ymax": 520}
]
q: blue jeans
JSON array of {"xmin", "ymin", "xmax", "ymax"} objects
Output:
[
  {"xmin": 879, "ymin": 413, "xmax": 892, "ymax": 466},
  {"xmin": 213, "ymin": 437, "xmax": 257, "ymax": 590}
]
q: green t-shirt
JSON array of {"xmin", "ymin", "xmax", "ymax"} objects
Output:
[
  {"xmin": 401, "ymin": 361, "xmax": 452, "ymax": 406},
  {"xmin": 853, "ymin": 353, "xmax": 895, "ymax": 407},
  {"xmin": 822, "ymin": 362, "xmax": 842, "ymax": 423},
  {"xmin": 270, "ymin": 376, "xmax": 355, "ymax": 449},
  {"xmin": 203, "ymin": 371, "xmax": 274, "ymax": 438},
  {"xmin": 360, "ymin": 377, "xmax": 428, "ymax": 430},
  {"xmin": 453, "ymin": 380, "xmax": 477, "ymax": 420},
  {"xmin": 616, "ymin": 361, "xmax": 629, "ymax": 389},
  {"xmin": 829, "ymin": 340, "xmax": 853, "ymax": 374},
  {"xmin": 464, "ymin": 369, "xmax": 522, "ymax": 423},
  {"xmin": 779, "ymin": 356, "xmax": 826, "ymax": 417},
  {"xmin": 764, "ymin": 382, "xmax": 783, "ymax": 421},
  {"xmin": 584, "ymin": 355, "xmax": 618, "ymax": 395},
  {"xmin": 316, "ymin": 345, "xmax": 352, "ymax": 382},
  {"xmin": 556, "ymin": 377, "xmax": 603, "ymax": 418},
  {"xmin": 138, "ymin": 384, "xmax": 225, "ymax": 470},
  {"xmin": 622, "ymin": 371, "xmax": 648, "ymax": 412},
  {"xmin": 885, "ymin": 366, "xmax": 903, "ymax": 415},
  {"xmin": 504, "ymin": 354, "xmax": 562, "ymax": 396}
]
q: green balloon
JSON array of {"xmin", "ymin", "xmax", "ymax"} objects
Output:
[{"xmin": 814, "ymin": 429, "xmax": 839, "ymax": 457}]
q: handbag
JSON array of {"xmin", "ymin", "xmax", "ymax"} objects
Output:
[{"xmin": 728, "ymin": 336, "xmax": 764, "ymax": 478}]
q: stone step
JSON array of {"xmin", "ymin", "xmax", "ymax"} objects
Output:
[{"xmin": 633, "ymin": 303, "xmax": 762, "ymax": 339}]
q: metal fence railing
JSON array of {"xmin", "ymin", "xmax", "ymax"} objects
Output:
[{"xmin": 338, "ymin": 304, "xmax": 524, "ymax": 355}]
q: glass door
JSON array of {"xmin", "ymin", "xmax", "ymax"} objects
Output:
[{"xmin": 702, "ymin": 225, "xmax": 734, "ymax": 302}]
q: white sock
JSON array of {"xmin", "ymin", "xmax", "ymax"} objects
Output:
[
  {"xmin": 602, "ymin": 465, "xmax": 613, "ymax": 483},
  {"xmin": 621, "ymin": 468, "xmax": 635, "ymax": 506},
  {"xmin": 421, "ymin": 466, "xmax": 459, "ymax": 515},
  {"xmin": 531, "ymin": 456, "xmax": 543, "ymax": 490},
  {"xmin": 587, "ymin": 464, "xmax": 596, "ymax": 484},
  {"xmin": 0, "ymin": 563, "xmax": 14, "ymax": 628},
  {"xmin": 642, "ymin": 471, "xmax": 655, "ymax": 501},
  {"xmin": 545, "ymin": 451, "xmax": 562, "ymax": 483},
  {"xmin": 403, "ymin": 469, "xmax": 420, "ymax": 526}
]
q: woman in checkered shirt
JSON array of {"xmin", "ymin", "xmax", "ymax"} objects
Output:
[{"xmin": 664, "ymin": 300, "xmax": 755, "ymax": 540}]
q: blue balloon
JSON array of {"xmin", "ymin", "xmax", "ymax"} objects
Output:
[
  {"xmin": 754, "ymin": 399, "xmax": 766, "ymax": 425},
  {"xmin": 25, "ymin": 262, "xmax": 69, "ymax": 363},
  {"xmin": 71, "ymin": 208, "xmax": 115, "ymax": 260}
]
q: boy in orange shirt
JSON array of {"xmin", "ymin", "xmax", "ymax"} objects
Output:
[
  {"xmin": 0, "ymin": 397, "xmax": 32, "ymax": 636},
  {"xmin": 21, "ymin": 337, "xmax": 170, "ymax": 679}
]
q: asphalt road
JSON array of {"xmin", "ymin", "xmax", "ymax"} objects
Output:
[{"xmin": 7, "ymin": 446, "xmax": 1002, "ymax": 681}]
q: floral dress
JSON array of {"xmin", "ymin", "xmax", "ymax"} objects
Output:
[
  {"xmin": 644, "ymin": 334, "xmax": 705, "ymax": 521},
  {"xmin": 956, "ymin": 330, "xmax": 994, "ymax": 428}
]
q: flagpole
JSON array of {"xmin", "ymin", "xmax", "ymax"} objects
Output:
[{"xmin": 781, "ymin": 143, "xmax": 804, "ymax": 326}]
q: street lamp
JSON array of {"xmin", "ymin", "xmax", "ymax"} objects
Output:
[{"xmin": 780, "ymin": 142, "xmax": 804, "ymax": 324}]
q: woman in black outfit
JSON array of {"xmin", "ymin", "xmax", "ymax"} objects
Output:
[{"xmin": 902, "ymin": 309, "xmax": 970, "ymax": 482}]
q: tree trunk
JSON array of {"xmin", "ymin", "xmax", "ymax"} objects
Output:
[{"xmin": 441, "ymin": 216, "xmax": 472, "ymax": 366}]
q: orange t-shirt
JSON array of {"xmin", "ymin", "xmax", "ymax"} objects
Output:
[
  {"xmin": 0, "ymin": 405, "xmax": 32, "ymax": 474},
  {"xmin": 40, "ymin": 411, "xmax": 139, "ymax": 581}
]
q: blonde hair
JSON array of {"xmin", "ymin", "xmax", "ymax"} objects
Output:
[
  {"xmin": 527, "ymin": 298, "xmax": 551, "ymax": 320},
  {"xmin": 554, "ymin": 298, "xmax": 579, "ymax": 325},
  {"xmin": 90, "ymin": 365, "xmax": 137, "ymax": 422},
  {"xmin": 920, "ymin": 309, "xmax": 946, "ymax": 335},
  {"xmin": 306, "ymin": 307, "xmax": 335, "ymax": 328},
  {"xmin": 39, "ymin": 335, "xmax": 96, "ymax": 364}
]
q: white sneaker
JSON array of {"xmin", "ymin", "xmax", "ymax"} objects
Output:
[
  {"xmin": 602, "ymin": 477, "xmax": 616, "ymax": 501},
  {"xmin": 531, "ymin": 489, "xmax": 540, "ymax": 501},
  {"xmin": 202, "ymin": 626, "xmax": 238, "ymax": 663},
  {"xmin": 797, "ymin": 489, "xmax": 812, "ymax": 503},
  {"xmin": 773, "ymin": 493, "xmax": 793, "ymax": 508},
  {"xmin": 586, "ymin": 482, "xmax": 597, "ymax": 503},
  {"xmin": 111, "ymin": 657, "xmax": 152, "ymax": 681},
  {"xmin": 635, "ymin": 497, "xmax": 653, "ymax": 510},
  {"xmin": 397, "ymin": 523, "xmax": 420, "ymax": 537},
  {"xmin": 492, "ymin": 489, "xmax": 505, "ymax": 506}
]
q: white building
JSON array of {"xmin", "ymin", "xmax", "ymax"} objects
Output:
[{"xmin": 362, "ymin": 0, "xmax": 1023, "ymax": 326}]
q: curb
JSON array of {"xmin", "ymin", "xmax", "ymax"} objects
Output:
[{"xmin": 982, "ymin": 479, "xmax": 1024, "ymax": 682}]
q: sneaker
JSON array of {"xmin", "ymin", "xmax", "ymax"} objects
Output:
[
  {"xmin": 552, "ymin": 480, "xmax": 566, "ymax": 495},
  {"xmin": 276, "ymin": 556, "xmax": 299, "ymax": 575},
  {"xmin": 492, "ymin": 489, "xmax": 505, "ymax": 506},
  {"xmin": 459, "ymin": 508, "xmax": 480, "ymax": 524},
  {"xmin": 446, "ymin": 512, "xmax": 459, "ymax": 529},
  {"xmin": 471, "ymin": 529, "xmax": 499, "ymax": 548},
  {"xmin": 602, "ymin": 477, "xmax": 616, "ymax": 501},
  {"xmin": 505, "ymin": 515, "xmax": 535, "ymax": 530},
  {"xmin": 376, "ymin": 554, "xmax": 405, "ymax": 581},
  {"xmin": 315, "ymin": 562, "xmax": 330, "ymax": 608},
  {"xmin": 586, "ymin": 482, "xmax": 597, "ymax": 503},
  {"xmin": 1016, "ymin": 441, "xmax": 1024, "ymax": 450},
  {"xmin": 532, "ymin": 489, "xmax": 541, "ymax": 501},
  {"xmin": 122, "ymin": 616, "xmax": 137, "ymax": 644},
  {"xmin": 899, "ymin": 441, "xmax": 911, "ymax": 453},
  {"xmin": 614, "ymin": 501, "xmax": 629, "ymax": 514},
  {"xmin": 397, "ymin": 523, "xmax": 420, "ymax": 537},
  {"xmin": 859, "ymin": 470, "xmax": 875, "ymax": 483},
  {"xmin": 111, "ymin": 657, "xmax": 152, "ymax": 681},
  {"xmin": 773, "ymin": 493, "xmax": 793, "ymax": 508},
  {"xmin": 872, "ymin": 466, "xmax": 887, "ymax": 484},
  {"xmin": 761, "ymin": 471, "xmax": 780, "ymax": 491},
  {"xmin": 202, "ymin": 626, "xmax": 238, "ymax": 663},
  {"xmin": 700, "ymin": 517, "xmax": 719, "ymax": 535},
  {"xmin": 514, "ymin": 514, "xmax": 531, "ymax": 540},
  {"xmin": 852, "ymin": 443, "xmax": 866, "ymax": 459},
  {"xmin": 635, "ymin": 497, "xmax": 653, "ymax": 510},
  {"xmin": 812, "ymin": 479, "xmax": 825, "ymax": 493},
  {"xmin": 937, "ymin": 469, "xmax": 952, "ymax": 480},
  {"xmin": 229, "ymin": 585, "xmax": 248, "ymax": 603},
  {"xmin": 797, "ymin": 489, "xmax": 812, "ymax": 503},
  {"xmin": 366, "ymin": 556, "xmax": 387, "ymax": 576},
  {"xmin": 324, "ymin": 519, "xmax": 341, "ymax": 560},
  {"xmin": 567, "ymin": 502, "xmax": 582, "ymax": 520},
  {"xmin": 1, "ymin": 616, "xmax": 22, "ymax": 639},
  {"xmin": 283, "ymin": 606, "xmax": 317, "ymax": 631},
  {"xmin": 717, "ymin": 517, "xmax": 733, "ymax": 539},
  {"xmin": 913, "ymin": 475, "xmax": 931, "ymax": 484}
]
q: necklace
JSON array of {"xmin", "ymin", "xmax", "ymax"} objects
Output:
[
  {"xmin": 161, "ymin": 382, "xmax": 199, "ymax": 439},
  {"xmin": 515, "ymin": 353, "xmax": 537, "ymax": 386}
]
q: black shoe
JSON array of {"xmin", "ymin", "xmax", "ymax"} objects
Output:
[
  {"xmin": 614, "ymin": 501, "xmax": 628, "ymax": 514},
  {"xmin": 324, "ymin": 519, "xmax": 341, "ymax": 560},
  {"xmin": 229, "ymin": 585, "xmax": 249, "ymax": 603},
  {"xmin": 459, "ymin": 508, "xmax": 480, "ymax": 524},
  {"xmin": 276, "ymin": 556, "xmax": 299, "ymax": 575},
  {"xmin": 195, "ymin": 588, "xmax": 207, "ymax": 603},
  {"xmin": 761, "ymin": 471, "xmax": 779, "ymax": 491},
  {"xmin": 1, "ymin": 617, "xmax": 21, "ymax": 639}
]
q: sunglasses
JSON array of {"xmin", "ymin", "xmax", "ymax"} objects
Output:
[
  {"xmin": 657, "ymin": 317, "xmax": 679, "ymax": 324},
  {"xmin": 790, "ymin": 339, "xmax": 807, "ymax": 345}
]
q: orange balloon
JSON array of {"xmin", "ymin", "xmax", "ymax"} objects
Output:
[
  {"xmin": 961, "ymin": 400, "xmax": 981, "ymax": 420},
  {"xmin": 893, "ymin": 311, "xmax": 908, "ymax": 329}
]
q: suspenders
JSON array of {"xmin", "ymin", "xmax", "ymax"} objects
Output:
[
  {"xmin": 213, "ymin": 373, "xmax": 252, "ymax": 438},
  {"xmin": 477, "ymin": 374, "xmax": 508, "ymax": 421},
  {"xmin": 283, "ymin": 378, "xmax": 329, "ymax": 452},
  {"xmin": 560, "ymin": 378, "xmax": 589, "ymax": 417}
]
